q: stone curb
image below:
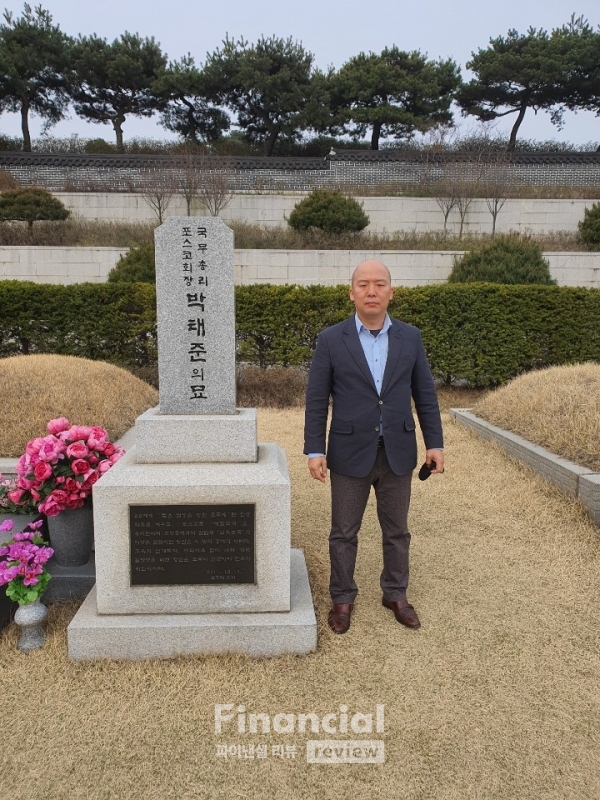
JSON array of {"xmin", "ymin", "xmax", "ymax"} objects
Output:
[{"xmin": 450, "ymin": 409, "xmax": 600, "ymax": 527}]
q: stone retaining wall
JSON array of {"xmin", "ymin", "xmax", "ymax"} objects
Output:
[
  {"xmin": 56, "ymin": 193, "xmax": 599, "ymax": 235},
  {"xmin": 1, "ymin": 247, "xmax": 598, "ymax": 288}
]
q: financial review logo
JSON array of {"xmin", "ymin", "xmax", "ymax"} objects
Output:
[{"xmin": 214, "ymin": 703, "xmax": 385, "ymax": 764}]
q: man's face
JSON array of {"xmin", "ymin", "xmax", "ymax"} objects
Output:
[{"xmin": 349, "ymin": 261, "xmax": 393, "ymax": 324}]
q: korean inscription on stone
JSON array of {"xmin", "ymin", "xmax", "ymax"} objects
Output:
[
  {"xmin": 130, "ymin": 504, "xmax": 255, "ymax": 585},
  {"xmin": 155, "ymin": 217, "xmax": 236, "ymax": 415}
]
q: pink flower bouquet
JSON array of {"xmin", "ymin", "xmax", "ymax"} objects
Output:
[
  {"xmin": 0, "ymin": 519, "xmax": 54, "ymax": 605},
  {"xmin": 0, "ymin": 473, "xmax": 39, "ymax": 515},
  {"xmin": 10, "ymin": 417, "xmax": 125, "ymax": 517}
]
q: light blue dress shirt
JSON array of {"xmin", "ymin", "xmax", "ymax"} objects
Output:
[{"xmin": 307, "ymin": 313, "xmax": 391, "ymax": 458}]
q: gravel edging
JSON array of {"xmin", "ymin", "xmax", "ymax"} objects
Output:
[{"xmin": 450, "ymin": 408, "xmax": 600, "ymax": 526}]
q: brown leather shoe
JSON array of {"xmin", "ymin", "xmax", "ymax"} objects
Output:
[
  {"xmin": 328, "ymin": 603, "xmax": 353, "ymax": 634},
  {"xmin": 382, "ymin": 597, "xmax": 421, "ymax": 629}
]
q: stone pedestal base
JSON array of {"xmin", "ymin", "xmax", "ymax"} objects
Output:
[
  {"xmin": 43, "ymin": 554, "xmax": 96, "ymax": 603},
  {"xmin": 135, "ymin": 407, "xmax": 257, "ymax": 464},
  {"xmin": 93, "ymin": 443, "xmax": 291, "ymax": 615},
  {"xmin": 67, "ymin": 549, "xmax": 316, "ymax": 660}
]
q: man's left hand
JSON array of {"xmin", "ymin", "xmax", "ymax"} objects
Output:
[{"xmin": 425, "ymin": 449, "xmax": 444, "ymax": 474}]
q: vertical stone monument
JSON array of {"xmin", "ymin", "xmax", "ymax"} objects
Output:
[{"xmin": 68, "ymin": 218, "xmax": 316, "ymax": 659}]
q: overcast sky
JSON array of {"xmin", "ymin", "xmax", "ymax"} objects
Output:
[{"xmin": 2, "ymin": 0, "xmax": 599, "ymax": 147}]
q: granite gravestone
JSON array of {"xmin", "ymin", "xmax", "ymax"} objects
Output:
[
  {"xmin": 67, "ymin": 217, "xmax": 316, "ymax": 660},
  {"xmin": 155, "ymin": 220, "xmax": 235, "ymax": 415}
]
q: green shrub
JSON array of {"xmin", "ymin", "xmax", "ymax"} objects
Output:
[
  {"xmin": 107, "ymin": 243, "xmax": 155, "ymax": 283},
  {"xmin": 288, "ymin": 189, "xmax": 369, "ymax": 234},
  {"xmin": 578, "ymin": 202, "xmax": 600, "ymax": 250},
  {"xmin": 449, "ymin": 236, "xmax": 555, "ymax": 285},
  {"xmin": 1, "ymin": 283, "xmax": 599, "ymax": 387},
  {"xmin": 0, "ymin": 188, "xmax": 69, "ymax": 233},
  {"xmin": 83, "ymin": 138, "xmax": 118, "ymax": 154}
]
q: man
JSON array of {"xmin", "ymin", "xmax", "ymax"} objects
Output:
[{"xmin": 304, "ymin": 259, "xmax": 444, "ymax": 634}]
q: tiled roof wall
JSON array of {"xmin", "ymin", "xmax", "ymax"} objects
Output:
[{"xmin": 0, "ymin": 151, "xmax": 598, "ymax": 191}]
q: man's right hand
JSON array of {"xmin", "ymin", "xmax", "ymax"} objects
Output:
[{"xmin": 308, "ymin": 456, "xmax": 328, "ymax": 482}]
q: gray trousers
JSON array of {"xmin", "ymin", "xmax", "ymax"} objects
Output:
[{"xmin": 329, "ymin": 445, "xmax": 412, "ymax": 604}]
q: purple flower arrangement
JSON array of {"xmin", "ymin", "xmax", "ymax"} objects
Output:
[{"xmin": 0, "ymin": 519, "xmax": 54, "ymax": 605}]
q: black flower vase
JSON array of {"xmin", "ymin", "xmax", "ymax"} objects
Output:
[{"xmin": 46, "ymin": 501, "xmax": 93, "ymax": 567}]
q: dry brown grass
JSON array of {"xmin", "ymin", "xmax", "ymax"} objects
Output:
[
  {"xmin": 0, "ymin": 218, "xmax": 155, "ymax": 247},
  {"xmin": 0, "ymin": 168, "xmax": 20, "ymax": 190},
  {"xmin": 230, "ymin": 221, "xmax": 586, "ymax": 252},
  {"xmin": 2, "ymin": 405, "xmax": 600, "ymax": 799},
  {"xmin": 473, "ymin": 363, "xmax": 600, "ymax": 471},
  {"xmin": 0, "ymin": 354, "xmax": 158, "ymax": 456},
  {"xmin": 0, "ymin": 216, "xmax": 587, "ymax": 251},
  {"xmin": 237, "ymin": 365, "xmax": 307, "ymax": 407},
  {"xmin": 348, "ymin": 182, "xmax": 600, "ymax": 200}
]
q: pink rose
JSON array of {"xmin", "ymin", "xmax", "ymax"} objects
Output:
[
  {"xmin": 87, "ymin": 427, "xmax": 108, "ymax": 449},
  {"xmin": 17, "ymin": 477, "xmax": 35, "ymax": 490},
  {"xmin": 109, "ymin": 452, "xmax": 123, "ymax": 465},
  {"xmin": 103, "ymin": 443, "xmax": 116, "ymax": 457},
  {"xmin": 7, "ymin": 489, "xmax": 24, "ymax": 505},
  {"xmin": 71, "ymin": 459, "xmax": 89, "ymax": 475},
  {"xmin": 51, "ymin": 490, "xmax": 68, "ymax": 504},
  {"xmin": 38, "ymin": 437, "xmax": 66, "ymax": 463},
  {"xmin": 47, "ymin": 417, "xmax": 70, "ymax": 435},
  {"xmin": 26, "ymin": 437, "xmax": 46, "ymax": 456},
  {"xmin": 66, "ymin": 442, "xmax": 89, "ymax": 459},
  {"xmin": 66, "ymin": 496, "xmax": 84, "ymax": 510},
  {"xmin": 33, "ymin": 461, "xmax": 53, "ymax": 481},
  {"xmin": 64, "ymin": 477, "xmax": 79, "ymax": 493},
  {"xmin": 65, "ymin": 425, "xmax": 93, "ymax": 442},
  {"xmin": 87, "ymin": 454, "xmax": 99, "ymax": 466},
  {"xmin": 81, "ymin": 472, "xmax": 99, "ymax": 492},
  {"xmin": 98, "ymin": 460, "xmax": 112, "ymax": 474},
  {"xmin": 39, "ymin": 497, "xmax": 61, "ymax": 517}
]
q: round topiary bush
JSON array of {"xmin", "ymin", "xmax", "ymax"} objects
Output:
[
  {"xmin": 448, "ymin": 236, "xmax": 555, "ymax": 285},
  {"xmin": 107, "ymin": 243, "xmax": 155, "ymax": 283},
  {"xmin": 0, "ymin": 187, "xmax": 69, "ymax": 232},
  {"xmin": 288, "ymin": 188, "xmax": 369, "ymax": 234},
  {"xmin": 578, "ymin": 202, "xmax": 600, "ymax": 250}
]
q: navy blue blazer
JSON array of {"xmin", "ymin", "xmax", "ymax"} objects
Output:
[{"xmin": 303, "ymin": 316, "xmax": 444, "ymax": 477}]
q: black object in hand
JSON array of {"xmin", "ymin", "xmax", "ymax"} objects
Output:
[{"xmin": 418, "ymin": 460, "xmax": 436, "ymax": 481}]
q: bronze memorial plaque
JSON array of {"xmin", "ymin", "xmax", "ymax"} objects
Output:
[{"xmin": 129, "ymin": 504, "xmax": 255, "ymax": 585}]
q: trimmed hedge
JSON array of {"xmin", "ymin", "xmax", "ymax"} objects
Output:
[
  {"xmin": 1, "ymin": 281, "xmax": 599, "ymax": 387},
  {"xmin": 0, "ymin": 281, "xmax": 157, "ymax": 366}
]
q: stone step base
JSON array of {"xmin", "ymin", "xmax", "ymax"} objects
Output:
[
  {"xmin": 67, "ymin": 549, "xmax": 317, "ymax": 661},
  {"xmin": 43, "ymin": 553, "xmax": 96, "ymax": 603}
]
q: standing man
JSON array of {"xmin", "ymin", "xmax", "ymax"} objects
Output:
[{"xmin": 304, "ymin": 260, "xmax": 444, "ymax": 634}]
